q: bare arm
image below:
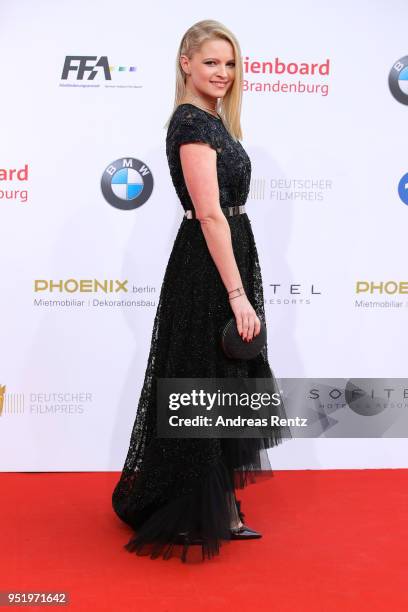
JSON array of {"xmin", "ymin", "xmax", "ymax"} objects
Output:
[{"xmin": 180, "ymin": 141, "xmax": 260, "ymax": 341}]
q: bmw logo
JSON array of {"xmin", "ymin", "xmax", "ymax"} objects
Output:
[
  {"xmin": 388, "ymin": 55, "xmax": 408, "ymax": 105},
  {"xmin": 101, "ymin": 157, "xmax": 154, "ymax": 210}
]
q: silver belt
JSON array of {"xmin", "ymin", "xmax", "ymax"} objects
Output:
[{"xmin": 184, "ymin": 204, "xmax": 246, "ymax": 219}]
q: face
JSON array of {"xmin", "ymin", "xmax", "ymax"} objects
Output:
[{"xmin": 180, "ymin": 38, "xmax": 235, "ymax": 105}]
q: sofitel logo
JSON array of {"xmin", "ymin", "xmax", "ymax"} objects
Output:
[
  {"xmin": 101, "ymin": 157, "xmax": 154, "ymax": 211},
  {"xmin": 269, "ymin": 284, "xmax": 321, "ymax": 295},
  {"xmin": 356, "ymin": 281, "xmax": 408, "ymax": 294},
  {"xmin": 265, "ymin": 283, "xmax": 322, "ymax": 306},
  {"xmin": 34, "ymin": 280, "xmax": 128, "ymax": 293}
]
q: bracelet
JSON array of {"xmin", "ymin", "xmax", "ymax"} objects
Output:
[
  {"xmin": 228, "ymin": 285, "xmax": 243, "ymax": 294},
  {"xmin": 229, "ymin": 292, "xmax": 245, "ymax": 301},
  {"xmin": 228, "ymin": 286, "xmax": 244, "ymax": 297}
]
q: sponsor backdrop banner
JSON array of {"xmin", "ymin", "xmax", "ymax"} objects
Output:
[{"xmin": 0, "ymin": 0, "xmax": 407, "ymax": 470}]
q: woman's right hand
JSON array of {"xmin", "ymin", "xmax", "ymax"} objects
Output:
[{"xmin": 229, "ymin": 293, "xmax": 261, "ymax": 342}]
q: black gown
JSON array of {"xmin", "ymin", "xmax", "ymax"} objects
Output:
[{"xmin": 112, "ymin": 103, "xmax": 291, "ymax": 563}]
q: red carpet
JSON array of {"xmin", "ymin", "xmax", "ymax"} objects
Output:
[{"xmin": 1, "ymin": 469, "xmax": 408, "ymax": 611}]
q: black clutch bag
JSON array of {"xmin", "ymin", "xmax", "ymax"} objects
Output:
[{"xmin": 221, "ymin": 316, "xmax": 267, "ymax": 360}]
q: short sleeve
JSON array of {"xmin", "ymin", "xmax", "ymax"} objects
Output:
[{"xmin": 171, "ymin": 106, "xmax": 220, "ymax": 152}]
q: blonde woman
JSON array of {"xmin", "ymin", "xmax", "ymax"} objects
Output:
[{"xmin": 112, "ymin": 19, "xmax": 290, "ymax": 563}]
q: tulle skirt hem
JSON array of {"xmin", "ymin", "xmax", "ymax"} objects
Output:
[{"xmin": 119, "ymin": 441, "xmax": 283, "ymax": 563}]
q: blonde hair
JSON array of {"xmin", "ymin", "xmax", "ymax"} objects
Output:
[{"xmin": 164, "ymin": 19, "xmax": 244, "ymax": 141}]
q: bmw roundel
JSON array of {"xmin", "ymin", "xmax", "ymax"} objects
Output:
[
  {"xmin": 389, "ymin": 55, "xmax": 408, "ymax": 105},
  {"xmin": 101, "ymin": 157, "xmax": 154, "ymax": 210}
]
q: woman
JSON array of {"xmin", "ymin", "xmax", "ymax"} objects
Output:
[{"xmin": 112, "ymin": 19, "xmax": 291, "ymax": 563}]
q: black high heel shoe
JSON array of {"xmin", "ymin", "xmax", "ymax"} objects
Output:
[
  {"xmin": 174, "ymin": 524, "xmax": 262, "ymax": 544},
  {"xmin": 230, "ymin": 524, "xmax": 262, "ymax": 539},
  {"xmin": 230, "ymin": 499, "xmax": 261, "ymax": 538}
]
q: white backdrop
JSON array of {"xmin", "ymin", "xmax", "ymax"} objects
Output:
[{"xmin": 0, "ymin": 0, "xmax": 407, "ymax": 470}]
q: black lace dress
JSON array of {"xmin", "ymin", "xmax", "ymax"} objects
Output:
[{"xmin": 112, "ymin": 103, "xmax": 291, "ymax": 563}]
